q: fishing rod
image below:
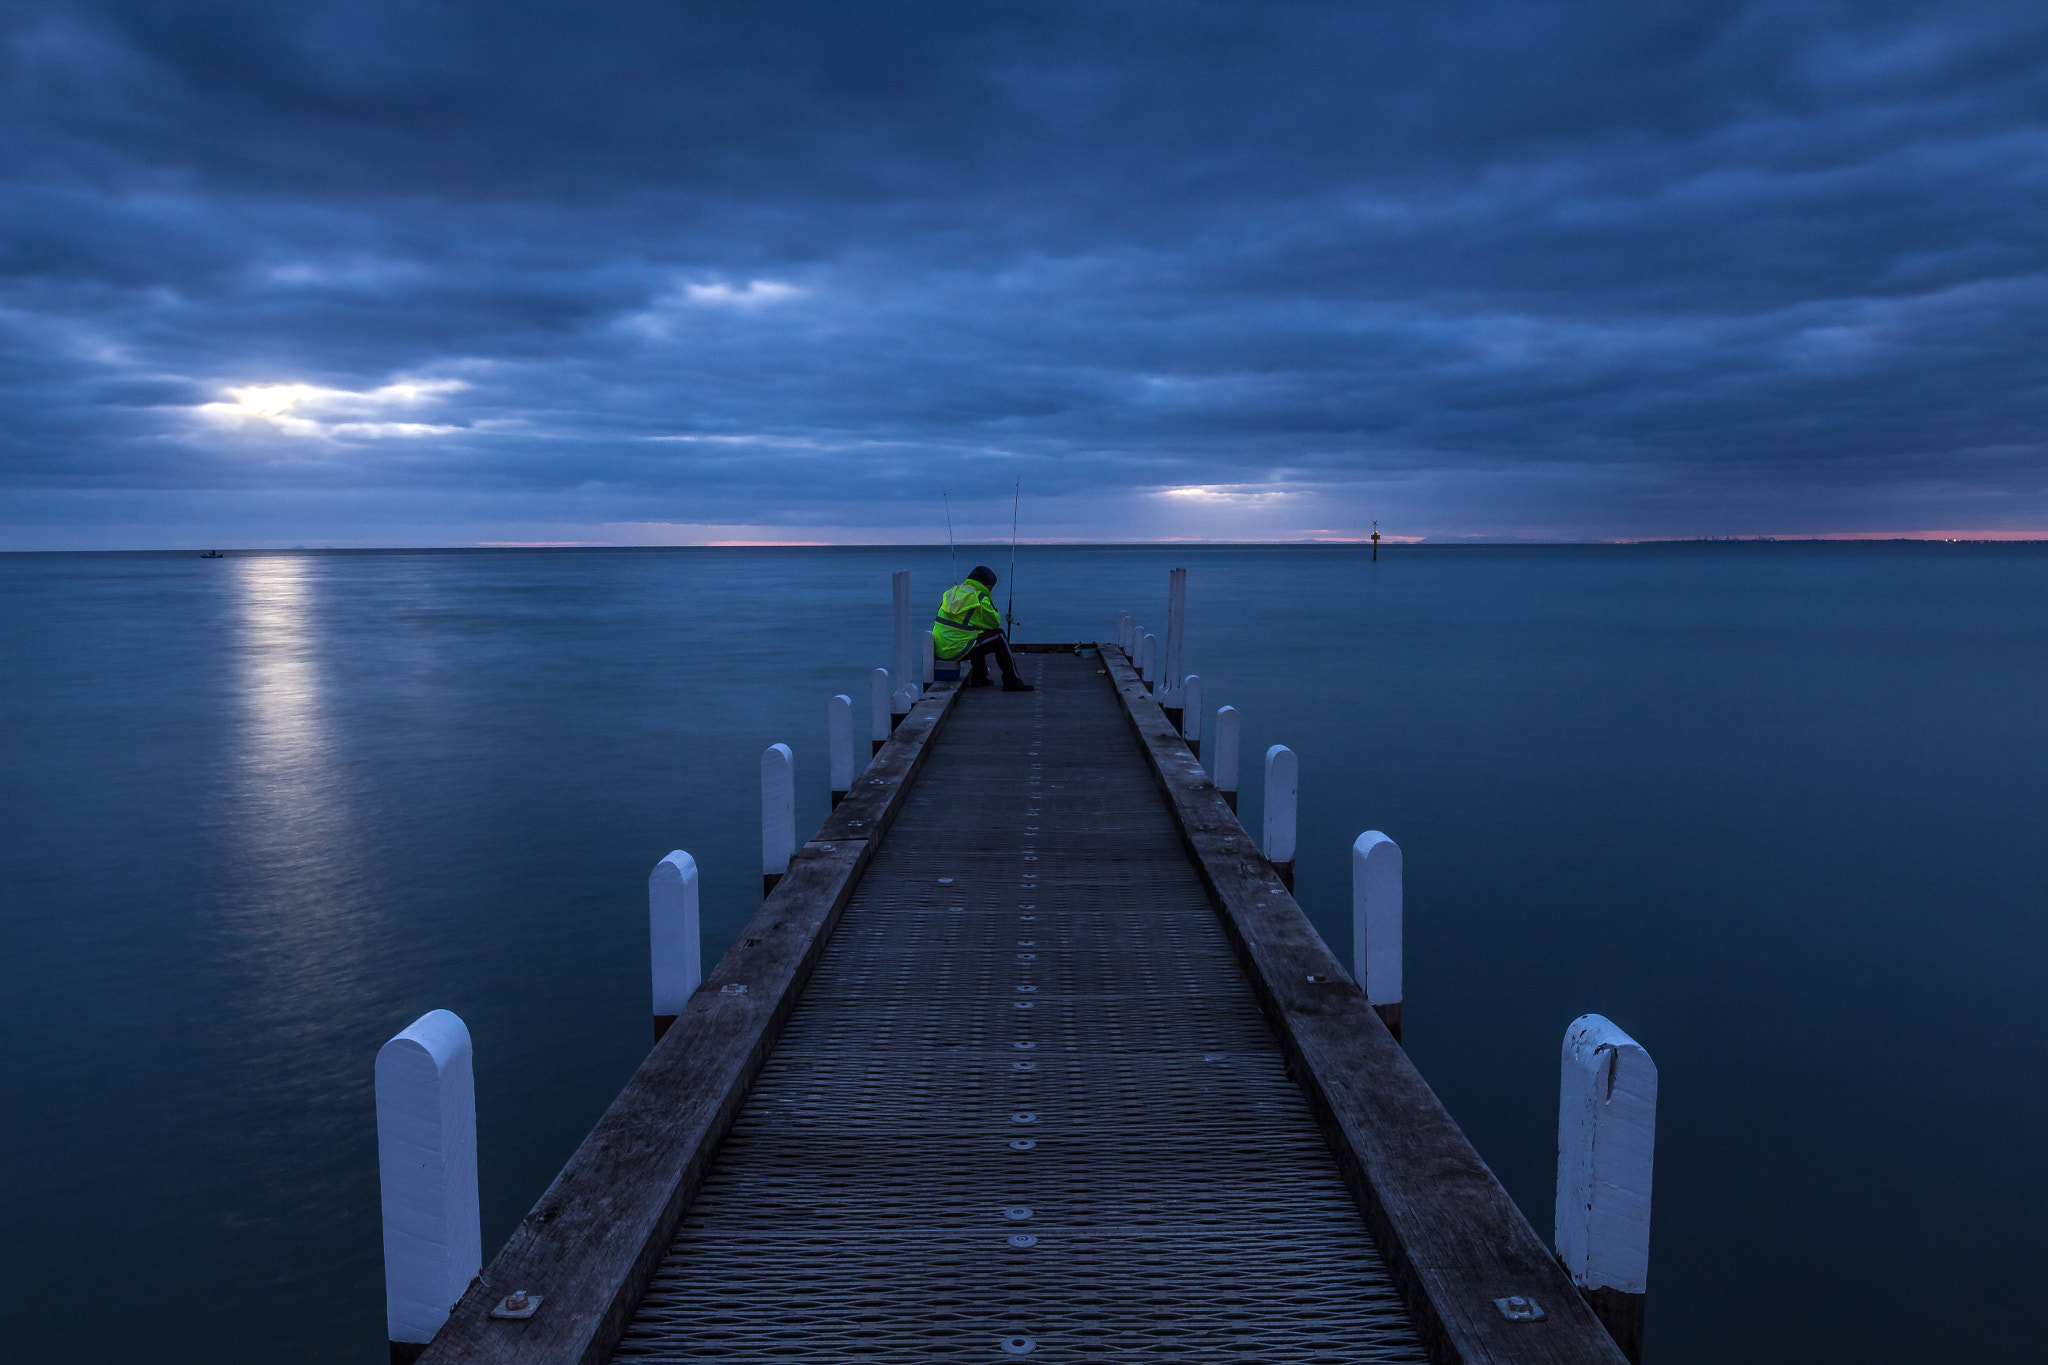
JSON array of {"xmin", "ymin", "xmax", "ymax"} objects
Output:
[
  {"xmin": 944, "ymin": 491, "xmax": 957, "ymax": 578},
  {"xmin": 1006, "ymin": 478, "xmax": 1019, "ymax": 631}
]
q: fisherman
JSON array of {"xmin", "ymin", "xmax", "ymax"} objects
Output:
[{"xmin": 933, "ymin": 565, "xmax": 1035, "ymax": 691}]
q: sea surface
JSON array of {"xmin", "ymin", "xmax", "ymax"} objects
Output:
[{"xmin": 2, "ymin": 543, "xmax": 2042, "ymax": 1363}]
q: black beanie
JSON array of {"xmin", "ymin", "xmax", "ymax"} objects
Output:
[{"xmin": 969, "ymin": 565, "xmax": 998, "ymax": 588}]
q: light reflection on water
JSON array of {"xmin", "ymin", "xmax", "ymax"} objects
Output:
[{"xmin": 225, "ymin": 554, "xmax": 374, "ymax": 1018}]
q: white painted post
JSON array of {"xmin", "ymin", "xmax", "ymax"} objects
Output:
[
  {"xmin": 921, "ymin": 632, "xmax": 935, "ymax": 686},
  {"xmin": 1263, "ymin": 744, "xmax": 1297, "ymax": 889},
  {"xmin": 1556, "ymin": 1015, "xmax": 1657, "ymax": 1363},
  {"xmin": 1352, "ymin": 832, "xmax": 1403, "ymax": 1041},
  {"xmin": 1160, "ymin": 567, "xmax": 1187, "ymax": 708},
  {"xmin": 761, "ymin": 742, "xmax": 794, "ymax": 897},
  {"xmin": 870, "ymin": 668, "xmax": 891, "ymax": 753},
  {"xmin": 827, "ymin": 694, "xmax": 854, "ymax": 806},
  {"xmin": 1116, "ymin": 612, "xmax": 1131, "ymax": 653},
  {"xmin": 649, "ymin": 851, "xmax": 702, "ymax": 1041},
  {"xmin": 1214, "ymin": 705, "xmax": 1242, "ymax": 810},
  {"xmin": 376, "ymin": 1010, "xmax": 481, "ymax": 1360},
  {"xmin": 1139, "ymin": 633, "xmax": 1157, "ymax": 689},
  {"xmin": 891, "ymin": 570, "xmax": 917, "ymax": 716},
  {"xmin": 1180, "ymin": 674, "xmax": 1202, "ymax": 756}
]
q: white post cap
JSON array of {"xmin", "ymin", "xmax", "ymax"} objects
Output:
[
  {"xmin": 1214, "ymin": 705, "xmax": 1241, "ymax": 793},
  {"xmin": 376, "ymin": 1009, "xmax": 481, "ymax": 1347},
  {"xmin": 1262, "ymin": 744, "xmax": 1297, "ymax": 863},
  {"xmin": 870, "ymin": 668, "xmax": 891, "ymax": 743},
  {"xmin": 891, "ymin": 569, "xmax": 918, "ymax": 707},
  {"xmin": 650, "ymin": 851, "xmax": 703, "ymax": 1014},
  {"xmin": 1555, "ymin": 1014, "xmax": 1658, "ymax": 1295},
  {"xmin": 1351, "ymin": 831, "xmax": 1402, "ymax": 1005},
  {"xmin": 760, "ymin": 742, "xmax": 795, "ymax": 876},
  {"xmin": 827, "ymin": 694, "xmax": 854, "ymax": 792},
  {"xmin": 1161, "ymin": 567, "xmax": 1187, "ymax": 705}
]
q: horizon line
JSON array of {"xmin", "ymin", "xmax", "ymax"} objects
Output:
[{"xmin": 10, "ymin": 531, "xmax": 2048, "ymax": 553}]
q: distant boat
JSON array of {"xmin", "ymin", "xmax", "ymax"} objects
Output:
[{"xmin": 200, "ymin": 550, "xmax": 224, "ymax": 558}]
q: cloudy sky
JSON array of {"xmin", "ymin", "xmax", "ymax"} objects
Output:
[{"xmin": 4, "ymin": 1, "xmax": 2045, "ymax": 547}]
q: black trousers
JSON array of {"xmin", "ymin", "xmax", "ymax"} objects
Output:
[{"xmin": 955, "ymin": 629, "xmax": 1022, "ymax": 683}]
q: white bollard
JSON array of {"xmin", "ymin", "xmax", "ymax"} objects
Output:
[
  {"xmin": 827, "ymin": 694, "xmax": 854, "ymax": 806},
  {"xmin": 376, "ymin": 1009, "xmax": 481, "ymax": 1361},
  {"xmin": 1160, "ymin": 567, "xmax": 1187, "ymax": 708},
  {"xmin": 1263, "ymin": 744, "xmax": 1297, "ymax": 888},
  {"xmin": 1556, "ymin": 1015, "xmax": 1657, "ymax": 1363},
  {"xmin": 871, "ymin": 667, "xmax": 891, "ymax": 753},
  {"xmin": 1180, "ymin": 674, "xmax": 1202, "ymax": 756},
  {"xmin": 1116, "ymin": 612, "xmax": 1131, "ymax": 653},
  {"xmin": 1352, "ymin": 832, "xmax": 1403, "ymax": 1041},
  {"xmin": 891, "ymin": 570, "xmax": 918, "ymax": 715},
  {"xmin": 761, "ymin": 742, "xmax": 794, "ymax": 896},
  {"xmin": 921, "ymin": 632, "xmax": 935, "ymax": 686},
  {"xmin": 649, "ymin": 851, "xmax": 702, "ymax": 1041},
  {"xmin": 1139, "ymin": 632, "xmax": 1157, "ymax": 688},
  {"xmin": 1214, "ymin": 705, "xmax": 1242, "ymax": 810}
]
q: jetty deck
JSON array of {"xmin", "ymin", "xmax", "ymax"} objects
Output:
[
  {"xmin": 619, "ymin": 649, "xmax": 1422, "ymax": 1362},
  {"xmin": 418, "ymin": 645, "xmax": 1628, "ymax": 1365}
]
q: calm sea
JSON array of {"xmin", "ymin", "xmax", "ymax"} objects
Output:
[{"xmin": 2, "ymin": 544, "xmax": 2042, "ymax": 1362}]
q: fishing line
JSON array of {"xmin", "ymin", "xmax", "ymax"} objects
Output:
[
  {"xmin": 1007, "ymin": 478, "xmax": 1019, "ymax": 631},
  {"xmin": 944, "ymin": 491, "xmax": 957, "ymax": 578}
]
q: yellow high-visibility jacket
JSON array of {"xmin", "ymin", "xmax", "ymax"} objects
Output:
[{"xmin": 933, "ymin": 579, "xmax": 1001, "ymax": 659}]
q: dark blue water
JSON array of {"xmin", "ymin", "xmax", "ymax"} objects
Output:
[{"xmin": 3, "ymin": 544, "xmax": 2042, "ymax": 1362}]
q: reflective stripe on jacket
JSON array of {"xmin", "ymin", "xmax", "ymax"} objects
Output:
[{"xmin": 933, "ymin": 579, "xmax": 1001, "ymax": 659}]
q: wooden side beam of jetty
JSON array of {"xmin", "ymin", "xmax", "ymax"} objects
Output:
[
  {"xmin": 412, "ymin": 638, "xmax": 1628, "ymax": 1365},
  {"xmin": 415, "ymin": 682, "xmax": 963, "ymax": 1365},
  {"xmin": 1099, "ymin": 644, "xmax": 1627, "ymax": 1365}
]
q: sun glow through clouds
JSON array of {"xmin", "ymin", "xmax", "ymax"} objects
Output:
[
  {"xmin": 194, "ymin": 378, "xmax": 468, "ymax": 438},
  {"xmin": 1157, "ymin": 484, "xmax": 1293, "ymax": 504},
  {"xmin": 681, "ymin": 279, "xmax": 804, "ymax": 307}
]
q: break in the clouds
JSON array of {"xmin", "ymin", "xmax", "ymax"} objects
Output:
[{"xmin": 3, "ymin": 1, "xmax": 2046, "ymax": 546}]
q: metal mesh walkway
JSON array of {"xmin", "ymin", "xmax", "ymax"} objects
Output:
[{"xmin": 613, "ymin": 652, "xmax": 1428, "ymax": 1363}]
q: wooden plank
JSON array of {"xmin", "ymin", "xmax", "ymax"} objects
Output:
[
  {"xmin": 1099, "ymin": 646, "xmax": 1629, "ymax": 1365},
  {"xmin": 814, "ymin": 679, "xmax": 959, "ymax": 845},
  {"xmin": 418, "ymin": 683, "xmax": 963, "ymax": 1365}
]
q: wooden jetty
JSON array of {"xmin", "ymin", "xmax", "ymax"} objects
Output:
[{"xmin": 387, "ymin": 618, "xmax": 1645, "ymax": 1365}]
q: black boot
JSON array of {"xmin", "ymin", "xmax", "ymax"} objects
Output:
[{"xmin": 1002, "ymin": 677, "xmax": 1036, "ymax": 692}]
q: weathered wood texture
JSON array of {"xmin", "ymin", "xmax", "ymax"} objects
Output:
[
  {"xmin": 1100, "ymin": 646, "xmax": 1629, "ymax": 1365},
  {"xmin": 416, "ymin": 681, "xmax": 963, "ymax": 1365},
  {"xmin": 814, "ymin": 680, "xmax": 958, "ymax": 844},
  {"xmin": 1584, "ymin": 1287, "xmax": 1645, "ymax": 1364},
  {"xmin": 614, "ymin": 651, "xmax": 1428, "ymax": 1361}
]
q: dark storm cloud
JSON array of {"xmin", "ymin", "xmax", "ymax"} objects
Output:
[{"xmin": 3, "ymin": 0, "xmax": 2046, "ymax": 542}]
